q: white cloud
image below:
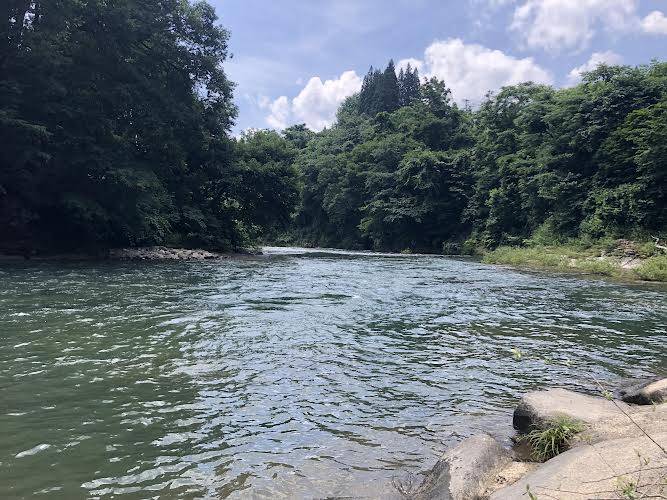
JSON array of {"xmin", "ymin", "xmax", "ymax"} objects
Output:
[
  {"xmin": 469, "ymin": 0, "xmax": 516, "ymax": 8},
  {"xmin": 262, "ymin": 71, "xmax": 362, "ymax": 131},
  {"xmin": 396, "ymin": 58, "xmax": 425, "ymax": 75},
  {"xmin": 642, "ymin": 11, "xmax": 667, "ymax": 35},
  {"xmin": 264, "ymin": 96, "xmax": 290, "ymax": 130},
  {"xmin": 566, "ymin": 51, "xmax": 623, "ymax": 84},
  {"xmin": 486, "ymin": 0, "xmax": 516, "ymax": 6},
  {"xmin": 510, "ymin": 0, "xmax": 639, "ymax": 52},
  {"xmin": 417, "ymin": 38, "xmax": 553, "ymax": 105},
  {"xmin": 261, "ymin": 39, "xmax": 553, "ymax": 129}
]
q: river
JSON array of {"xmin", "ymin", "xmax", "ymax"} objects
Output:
[{"xmin": 1, "ymin": 247, "xmax": 665, "ymax": 498}]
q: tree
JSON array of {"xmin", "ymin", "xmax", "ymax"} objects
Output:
[
  {"xmin": 380, "ymin": 59, "xmax": 400, "ymax": 113},
  {"xmin": 289, "ymin": 60, "xmax": 666, "ymax": 254},
  {"xmin": 399, "ymin": 63, "xmax": 420, "ymax": 107},
  {"xmin": 359, "ymin": 66, "xmax": 383, "ymax": 116},
  {"xmin": 0, "ymin": 0, "xmax": 299, "ymax": 254},
  {"xmin": 358, "ymin": 60, "xmax": 402, "ymax": 116}
]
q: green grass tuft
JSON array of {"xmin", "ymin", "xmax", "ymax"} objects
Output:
[
  {"xmin": 525, "ymin": 416, "xmax": 584, "ymax": 462},
  {"xmin": 482, "ymin": 246, "xmax": 566, "ymax": 268},
  {"xmin": 571, "ymin": 258, "xmax": 619, "ymax": 277},
  {"xmin": 483, "ymin": 240, "xmax": 667, "ymax": 282},
  {"xmin": 634, "ymin": 255, "xmax": 667, "ymax": 282}
]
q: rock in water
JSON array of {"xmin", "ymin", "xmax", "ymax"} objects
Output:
[
  {"xmin": 619, "ymin": 377, "xmax": 667, "ymax": 405},
  {"xmin": 513, "ymin": 388, "xmax": 629, "ymax": 432},
  {"xmin": 414, "ymin": 434, "xmax": 510, "ymax": 500}
]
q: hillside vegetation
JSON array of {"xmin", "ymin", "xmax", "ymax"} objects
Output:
[{"xmin": 2, "ymin": 2, "xmax": 665, "ymax": 269}]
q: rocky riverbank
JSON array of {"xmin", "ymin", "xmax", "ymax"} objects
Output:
[
  {"xmin": 409, "ymin": 378, "xmax": 667, "ymax": 499},
  {"xmin": 0, "ymin": 246, "xmax": 259, "ymax": 261},
  {"xmin": 482, "ymin": 239, "xmax": 667, "ymax": 282},
  {"xmin": 108, "ymin": 246, "xmax": 244, "ymax": 261}
]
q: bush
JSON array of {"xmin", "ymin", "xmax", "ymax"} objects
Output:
[
  {"xmin": 572, "ymin": 258, "xmax": 619, "ymax": 276},
  {"xmin": 525, "ymin": 222, "xmax": 565, "ymax": 247},
  {"xmin": 526, "ymin": 416, "xmax": 584, "ymax": 462},
  {"xmin": 442, "ymin": 242, "xmax": 462, "ymax": 255},
  {"xmin": 461, "ymin": 237, "xmax": 482, "ymax": 256},
  {"xmin": 634, "ymin": 255, "xmax": 667, "ymax": 282},
  {"xmin": 637, "ymin": 241, "xmax": 661, "ymax": 258},
  {"xmin": 482, "ymin": 246, "xmax": 566, "ymax": 268}
]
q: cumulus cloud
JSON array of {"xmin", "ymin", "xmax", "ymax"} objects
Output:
[
  {"xmin": 469, "ymin": 0, "xmax": 516, "ymax": 8},
  {"xmin": 261, "ymin": 39, "xmax": 554, "ymax": 129},
  {"xmin": 642, "ymin": 11, "xmax": 667, "ymax": 35},
  {"xmin": 419, "ymin": 38, "xmax": 553, "ymax": 105},
  {"xmin": 396, "ymin": 58, "xmax": 425, "ymax": 74},
  {"xmin": 566, "ymin": 51, "xmax": 623, "ymax": 84},
  {"xmin": 510, "ymin": 0, "xmax": 639, "ymax": 52},
  {"xmin": 261, "ymin": 71, "xmax": 362, "ymax": 131},
  {"xmin": 265, "ymin": 96, "xmax": 291, "ymax": 130},
  {"xmin": 292, "ymin": 72, "xmax": 363, "ymax": 131}
]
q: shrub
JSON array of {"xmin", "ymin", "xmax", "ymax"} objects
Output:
[
  {"xmin": 637, "ymin": 241, "xmax": 661, "ymax": 259},
  {"xmin": 634, "ymin": 255, "xmax": 667, "ymax": 282},
  {"xmin": 461, "ymin": 235, "xmax": 484, "ymax": 256},
  {"xmin": 442, "ymin": 242, "xmax": 462, "ymax": 255},
  {"xmin": 482, "ymin": 246, "xmax": 565, "ymax": 268},
  {"xmin": 525, "ymin": 222, "xmax": 565, "ymax": 247},
  {"xmin": 572, "ymin": 258, "xmax": 618, "ymax": 276},
  {"xmin": 526, "ymin": 416, "xmax": 584, "ymax": 462}
]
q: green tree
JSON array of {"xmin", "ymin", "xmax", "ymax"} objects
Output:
[
  {"xmin": 0, "ymin": 0, "xmax": 299, "ymax": 254},
  {"xmin": 399, "ymin": 63, "xmax": 421, "ymax": 107}
]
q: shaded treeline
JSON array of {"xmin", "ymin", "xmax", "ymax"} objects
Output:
[
  {"xmin": 286, "ymin": 61, "xmax": 667, "ymax": 253},
  {"xmin": 1, "ymin": 2, "xmax": 665, "ymax": 255},
  {"xmin": 1, "ymin": 0, "xmax": 297, "ymax": 253}
]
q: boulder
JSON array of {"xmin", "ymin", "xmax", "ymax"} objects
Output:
[
  {"xmin": 619, "ymin": 377, "xmax": 667, "ymax": 405},
  {"xmin": 490, "ymin": 432, "xmax": 667, "ymax": 500},
  {"xmin": 414, "ymin": 434, "xmax": 511, "ymax": 500},
  {"xmin": 513, "ymin": 388, "xmax": 630, "ymax": 433},
  {"xmin": 574, "ymin": 402, "xmax": 667, "ymax": 444}
]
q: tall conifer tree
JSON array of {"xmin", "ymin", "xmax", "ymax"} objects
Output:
[{"xmin": 381, "ymin": 60, "xmax": 400, "ymax": 113}]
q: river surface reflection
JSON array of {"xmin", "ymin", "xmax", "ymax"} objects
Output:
[{"xmin": 1, "ymin": 247, "xmax": 665, "ymax": 498}]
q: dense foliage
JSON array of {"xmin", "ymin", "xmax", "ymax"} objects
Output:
[
  {"xmin": 286, "ymin": 61, "xmax": 667, "ymax": 253},
  {"xmin": 358, "ymin": 61, "xmax": 421, "ymax": 116},
  {"xmin": 0, "ymin": 0, "xmax": 296, "ymax": 254},
  {"xmin": 2, "ymin": 1, "xmax": 664, "ymax": 258}
]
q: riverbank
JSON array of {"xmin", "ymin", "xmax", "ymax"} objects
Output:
[
  {"xmin": 410, "ymin": 378, "xmax": 667, "ymax": 499},
  {"xmin": 482, "ymin": 240, "xmax": 667, "ymax": 282},
  {"xmin": 108, "ymin": 246, "xmax": 259, "ymax": 261},
  {"xmin": 0, "ymin": 246, "xmax": 260, "ymax": 262}
]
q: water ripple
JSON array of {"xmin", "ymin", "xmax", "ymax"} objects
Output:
[{"xmin": 0, "ymin": 248, "xmax": 665, "ymax": 498}]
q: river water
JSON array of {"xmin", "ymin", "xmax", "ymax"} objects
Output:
[{"xmin": 1, "ymin": 247, "xmax": 665, "ymax": 499}]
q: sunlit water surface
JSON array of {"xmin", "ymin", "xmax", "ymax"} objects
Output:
[{"xmin": 1, "ymin": 247, "xmax": 665, "ymax": 499}]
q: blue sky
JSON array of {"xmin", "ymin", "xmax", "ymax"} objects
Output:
[{"xmin": 210, "ymin": 0, "xmax": 667, "ymax": 133}]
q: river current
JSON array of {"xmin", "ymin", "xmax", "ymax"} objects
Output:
[{"xmin": 1, "ymin": 247, "xmax": 665, "ymax": 498}]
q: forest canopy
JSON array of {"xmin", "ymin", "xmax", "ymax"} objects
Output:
[
  {"xmin": 0, "ymin": 0, "xmax": 297, "ymax": 253},
  {"xmin": 1, "ymin": 1, "xmax": 665, "ymax": 255},
  {"xmin": 287, "ymin": 61, "xmax": 667, "ymax": 253}
]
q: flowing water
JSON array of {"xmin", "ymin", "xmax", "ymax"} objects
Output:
[{"xmin": 1, "ymin": 247, "xmax": 665, "ymax": 499}]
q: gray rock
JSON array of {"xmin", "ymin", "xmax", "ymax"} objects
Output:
[
  {"xmin": 491, "ymin": 432, "xmax": 667, "ymax": 500},
  {"xmin": 109, "ymin": 246, "xmax": 226, "ymax": 261},
  {"xmin": 574, "ymin": 402, "xmax": 667, "ymax": 445},
  {"xmin": 513, "ymin": 388, "xmax": 630, "ymax": 433},
  {"xmin": 414, "ymin": 434, "xmax": 511, "ymax": 500},
  {"xmin": 619, "ymin": 377, "xmax": 667, "ymax": 405}
]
